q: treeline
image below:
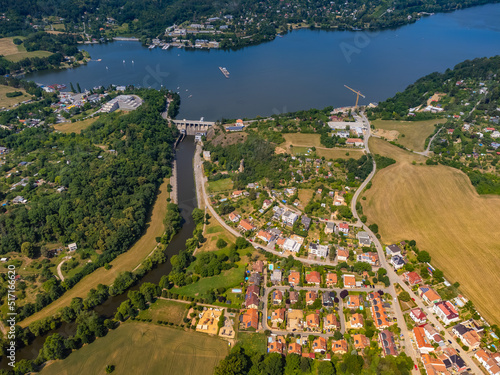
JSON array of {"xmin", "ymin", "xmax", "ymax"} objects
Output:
[{"xmin": 369, "ymin": 56, "xmax": 500, "ymax": 119}]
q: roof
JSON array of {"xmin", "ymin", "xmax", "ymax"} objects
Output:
[
  {"xmin": 241, "ymin": 309, "xmax": 259, "ymax": 329},
  {"xmin": 420, "ymin": 286, "xmax": 441, "ymax": 302},
  {"xmin": 413, "ymin": 326, "xmax": 434, "ymax": 351},
  {"xmin": 410, "ymin": 308, "xmax": 426, "ymax": 321},
  {"xmin": 353, "ymin": 334, "xmax": 370, "ymax": 349},
  {"xmin": 288, "ymin": 342, "xmax": 302, "ymax": 355},
  {"xmin": 289, "ymin": 271, "xmax": 300, "ymax": 284},
  {"xmin": 332, "ymin": 339, "xmax": 348, "ymax": 352},
  {"xmin": 435, "ymin": 301, "xmax": 458, "ymax": 318},
  {"xmin": 305, "ymin": 271, "xmax": 321, "ymax": 284},
  {"xmin": 326, "ymin": 273, "xmax": 337, "ymax": 284},
  {"xmin": 339, "ymin": 222, "xmax": 349, "ymax": 229},
  {"xmin": 343, "ymin": 274, "xmax": 356, "ymax": 286},
  {"xmin": 379, "ymin": 330, "xmax": 398, "ymax": 356},
  {"xmin": 386, "ymin": 244, "xmax": 402, "ymax": 253},
  {"xmin": 350, "ymin": 313, "xmax": 364, "ymax": 326},
  {"xmin": 337, "ymin": 249, "xmax": 349, "ymax": 258},
  {"xmin": 306, "ymin": 313, "xmax": 320, "ymax": 326}
]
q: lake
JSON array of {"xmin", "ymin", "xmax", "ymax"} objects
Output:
[{"xmin": 27, "ymin": 3, "xmax": 500, "ymax": 121}]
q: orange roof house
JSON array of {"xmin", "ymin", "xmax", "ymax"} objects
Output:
[
  {"xmin": 312, "ymin": 337, "xmax": 327, "ymax": 353},
  {"xmin": 346, "ymin": 295, "xmax": 363, "ymax": 309},
  {"xmin": 289, "ymin": 271, "xmax": 301, "ymax": 285},
  {"xmin": 343, "ymin": 274, "xmax": 356, "ymax": 288},
  {"xmin": 288, "ymin": 342, "xmax": 302, "ymax": 355},
  {"xmin": 305, "ymin": 271, "xmax": 321, "ymax": 285},
  {"xmin": 326, "ymin": 272, "xmax": 337, "ymax": 286},
  {"xmin": 353, "ymin": 334, "xmax": 370, "ymax": 350},
  {"xmin": 305, "ymin": 290, "xmax": 318, "ymax": 305},
  {"xmin": 332, "ymin": 340, "xmax": 348, "ymax": 354},
  {"xmin": 413, "ymin": 326, "xmax": 434, "ymax": 354},
  {"xmin": 306, "ymin": 313, "xmax": 320, "ymax": 328},
  {"xmin": 238, "ymin": 219, "xmax": 256, "ymax": 232},
  {"xmin": 349, "ymin": 313, "xmax": 364, "ymax": 329},
  {"xmin": 241, "ymin": 309, "xmax": 259, "ymax": 330},
  {"xmin": 324, "ymin": 313, "xmax": 340, "ymax": 330}
]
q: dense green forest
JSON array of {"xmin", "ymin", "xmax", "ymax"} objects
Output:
[{"xmin": 1, "ymin": 0, "xmax": 498, "ymax": 47}]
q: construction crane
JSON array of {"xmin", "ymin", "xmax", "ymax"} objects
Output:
[{"xmin": 344, "ymin": 85, "xmax": 365, "ymax": 109}]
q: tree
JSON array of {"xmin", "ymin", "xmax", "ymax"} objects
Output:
[
  {"xmin": 235, "ymin": 237, "xmax": 250, "ymax": 249},
  {"xmin": 216, "ymin": 239, "xmax": 228, "ymax": 249},
  {"xmin": 262, "ymin": 353, "xmax": 284, "ymax": 375},
  {"xmin": 399, "ymin": 291, "xmax": 411, "ymax": 302},
  {"xmin": 106, "ymin": 365, "xmax": 115, "ymax": 373},
  {"xmin": 284, "ymin": 353, "xmax": 301, "ymax": 373},
  {"xmin": 42, "ymin": 333, "xmax": 67, "ymax": 360},
  {"xmin": 432, "ymin": 269, "xmax": 444, "ymax": 283},
  {"xmin": 417, "ymin": 251, "xmax": 431, "ymax": 263},
  {"xmin": 300, "ymin": 356, "xmax": 311, "ymax": 373},
  {"xmin": 368, "ymin": 223, "xmax": 378, "ymax": 234},
  {"xmin": 128, "ymin": 290, "xmax": 147, "ymax": 310},
  {"xmin": 214, "ymin": 350, "xmax": 249, "ymax": 375},
  {"xmin": 192, "ymin": 208, "xmax": 205, "ymax": 225},
  {"xmin": 318, "ymin": 361, "xmax": 335, "ymax": 375},
  {"xmin": 21, "ymin": 242, "xmax": 36, "ymax": 258},
  {"xmin": 76, "ymin": 82, "xmax": 82, "ymax": 93}
]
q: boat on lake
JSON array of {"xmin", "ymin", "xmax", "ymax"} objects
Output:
[{"xmin": 219, "ymin": 67, "xmax": 230, "ymax": 78}]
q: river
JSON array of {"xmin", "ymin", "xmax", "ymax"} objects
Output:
[
  {"xmin": 26, "ymin": 3, "xmax": 500, "ymax": 121},
  {"xmin": 0, "ymin": 137, "xmax": 198, "ymax": 369}
]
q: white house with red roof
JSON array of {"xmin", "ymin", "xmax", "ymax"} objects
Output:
[
  {"xmin": 409, "ymin": 308, "xmax": 427, "ymax": 325},
  {"xmin": 338, "ymin": 222, "xmax": 349, "ymax": 234},
  {"xmin": 433, "ymin": 301, "xmax": 460, "ymax": 325}
]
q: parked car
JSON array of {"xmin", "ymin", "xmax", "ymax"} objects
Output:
[{"xmin": 448, "ymin": 340, "xmax": 452, "ymax": 344}]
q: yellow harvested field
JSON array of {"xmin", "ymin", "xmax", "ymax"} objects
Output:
[
  {"xmin": 363, "ymin": 139, "xmax": 500, "ymax": 325},
  {"xmin": 0, "ymin": 37, "xmax": 22, "ymax": 55},
  {"xmin": 316, "ymin": 148, "xmax": 364, "ymax": 160},
  {"xmin": 53, "ymin": 117, "xmax": 99, "ymax": 134},
  {"xmin": 371, "ymin": 119, "xmax": 446, "ymax": 152},
  {"xmin": 298, "ymin": 189, "xmax": 314, "ymax": 207},
  {"xmin": 0, "ymin": 37, "xmax": 53, "ymax": 62},
  {"xmin": 0, "ymin": 84, "xmax": 30, "ymax": 108},
  {"xmin": 281, "ymin": 133, "xmax": 364, "ymax": 160},
  {"xmin": 20, "ymin": 179, "xmax": 171, "ymax": 327},
  {"xmin": 281, "ymin": 133, "xmax": 323, "ymax": 148},
  {"xmin": 369, "ymin": 137, "xmax": 426, "ymax": 164}
]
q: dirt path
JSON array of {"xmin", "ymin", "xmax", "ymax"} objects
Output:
[{"xmin": 56, "ymin": 257, "xmax": 70, "ymax": 281}]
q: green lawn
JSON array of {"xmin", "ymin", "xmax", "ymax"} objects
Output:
[
  {"xmin": 136, "ymin": 299, "xmax": 187, "ymax": 324},
  {"xmin": 208, "ymin": 178, "xmax": 234, "ymax": 193},
  {"xmin": 238, "ymin": 332, "xmax": 267, "ymax": 355},
  {"xmin": 40, "ymin": 322, "xmax": 228, "ymax": 375},
  {"xmin": 206, "ymin": 225, "xmax": 224, "ymax": 234}
]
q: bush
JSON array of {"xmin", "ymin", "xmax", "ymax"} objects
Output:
[
  {"xmin": 6, "ymin": 91, "xmax": 23, "ymax": 98},
  {"xmin": 216, "ymin": 239, "xmax": 228, "ymax": 249}
]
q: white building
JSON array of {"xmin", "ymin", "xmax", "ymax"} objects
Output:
[
  {"xmin": 282, "ymin": 210, "xmax": 299, "ymax": 226},
  {"xmin": 308, "ymin": 243, "xmax": 329, "ymax": 258},
  {"xmin": 283, "ymin": 238, "xmax": 301, "ymax": 253}
]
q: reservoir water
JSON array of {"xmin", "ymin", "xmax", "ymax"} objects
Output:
[{"xmin": 26, "ymin": 3, "xmax": 500, "ymax": 121}]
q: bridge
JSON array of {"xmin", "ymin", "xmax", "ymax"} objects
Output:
[{"xmin": 172, "ymin": 119, "xmax": 215, "ymax": 136}]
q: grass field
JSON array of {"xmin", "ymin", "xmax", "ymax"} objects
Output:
[
  {"xmin": 0, "ymin": 37, "xmax": 53, "ymax": 62},
  {"xmin": 136, "ymin": 299, "xmax": 187, "ymax": 324},
  {"xmin": 40, "ymin": 322, "xmax": 228, "ymax": 375},
  {"xmin": 207, "ymin": 178, "xmax": 233, "ymax": 193},
  {"xmin": 282, "ymin": 133, "xmax": 364, "ymax": 160},
  {"xmin": 316, "ymin": 148, "xmax": 364, "ymax": 160},
  {"xmin": 0, "ymin": 84, "xmax": 30, "ymax": 108},
  {"xmin": 371, "ymin": 119, "xmax": 446, "ymax": 152},
  {"xmin": 298, "ymin": 189, "xmax": 314, "ymax": 207},
  {"xmin": 200, "ymin": 219, "xmax": 236, "ymax": 252},
  {"xmin": 281, "ymin": 133, "xmax": 323, "ymax": 148},
  {"xmin": 53, "ymin": 117, "xmax": 99, "ymax": 134},
  {"xmin": 20, "ymin": 178, "xmax": 171, "ymax": 327},
  {"xmin": 363, "ymin": 138, "xmax": 500, "ymax": 325},
  {"xmin": 237, "ymin": 332, "xmax": 267, "ymax": 355}
]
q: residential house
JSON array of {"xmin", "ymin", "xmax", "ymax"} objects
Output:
[
  {"xmin": 337, "ymin": 248, "xmax": 349, "ymax": 262},
  {"xmin": 305, "ymin": 291, "xmax": 318, "ymax": 305},
  {"xmin": 12, "ymin": 196, "xmax": 27, "ymax": 204},
  {"xmin": 324, "ymin": 313, "xmax": 340, "ymax": 331},
  {"xmin": 306, "ymin": 313, "xmax": 320, "ymax": 329},
  {"xmin": 283, "ymin": 238, "xmax": 301, "ymax": 253},
  {"xmin": 248, "ymin": 273, "xmax": 262, "ymax": 285},
  {"xmin": 270, "ymin": 270, "xmax": 282, "ymax": 284},
  {"xmin": 440, "ymin": 347, "xmax": 467, "ymax": 373},
  {"xmin": 257, "ymin": 230, "xmax": 273, "ymax": 243},
  {"xmin": 348, "ymin": 313, "xmax": 364, "ymax": 329},
  {"xmin": 338, "ymin": 222, "xmax": 349, "ymax": 234},
  {"xmin": 403, "ymin": 271, "xmax": 423, "ymax": 286},
  {"xmin": 433, "ymin": 301, "xmax": 459, "ymax": 325},
  {"xmin": 385, "ymin": 244, "xmax": 402, "ymax": 256},
  {"xmin": 252, "ymin": 260, "xmax": 264, "ymax": 273},
  {"xmin": 419, "ymin": 286, "xmax": 442, "ymax": 305},
  {"xmin": 301, "ymin": 216, "xmax": 311, "ymax": 230},
  {"xmin": 390, "ymin": 255, "xmax": 405, "ymax": 270},
  {"xmin": 312, "ymin": 337, "xmax": 327, "ymax": 353},
  {"xmin": 287, "ymin": 310, "xmax": 304, "ymax": 331},
  {"xmin": 238, "ymin": 219, "xmax": 256, "ymax": 232},
  {"xmin": 232, "ymin": 190, "xmax": 244, "ymax": 198},
  {"xmin": 241, "ymin": 309, "xmax": 259, "ymax": 330},
  {"xmin": 262, "ymin": 199, "xmax": 273, "ymax": 210},
  {"xmin": 67, "ymin": 242, "xmax": 78, "ymax": 252},
  {"xmin": 322, "ymin": 291, "xmax": 335, "ymax": 307},
  {"xmin": 305, "ymin": 271, "xmax": 321, "ymax": 285},
  {"xmin": 409, "ymin": 308, "xmax": 427, "ymax": 325},
  {"xmin": 421, "ymin": 354, "xmax": 449, "ymax": 375},
  {"xmin": 245, "ymin": 294, "xmax": 259, "ymax": 309},
  {"xmin": 268, "ymin": 335, "xmax": 286, "ymax": 355},
  {"xmin": 202, "ymin": 151, "xmax": 211, "ymax": 161},
  {"xmin": 325, "ymin": 222, "xmax": 335, "ymax": 234},
  {"xmin": 326, "ymin": 273, "xmax": 338, "ymax": 286},
  {"xmin": 413, "ymin": 326, "xmax": 434, "ymax": 354},
  {"xmin": 346, "ymin": 295, "xmax": 363, "ymax": 310},
  {"xmin": 475, "ymin": 349, "xmax": 500, "ymax": 375},
  {"xmin": 379, "ymin": 330, "xmax": 398, "ymax": 356},
  {"xmin": 309, "ymin": 243, "xmax": 329, "ymax": 258},
  {"xmin": 282, "ymin": 210, "xmax": 299, "ymax": 226},
  {"xmin": 352, "ymin": 334, "xmax": 370, "ymax": 351},
  {"xmin": 357, "ymin": 231, "xmax": 371, "ymax": 246},
  {"xmin": 288, "ymin": 342, "xmax": 302, "ymax": 356},
  {"xmin": 332, "ymin": 340, "xmax": 348, "ymax": 354},
  {"xmin": 452, "ymin": 322, "xmax": 481, "ymax": 349},
  {"xmin": 228, "ymin": 212, "xmax": 241, "ymax": 223},
  {"xmin": 346, "ymin": 138, "xmax": 364, "ymax": 147},
  {"xmin": 289, "ymin": 291, "xmax": 299, "ymax": 304},
  {"xmin": 288, "ymin": 271, "xmax": 301, "ymax": 286},
  {"xmin": 371, "ymin": 298, "xmax": 390, "ymax": 329},
  {"xmin": 357, "ymin": 252, "xmax": 379, "ymax": 266},
  {"xmin": 343, "ymin": 274, "xmax": 356, "ymax": 288},
  {"xmin": 272, "ymin": 290, "xmax": 283, "ymax": 304},
  {"xmin": 271, "ymin": 308, "xmax": 286, "ymax": 325},
  {"xmin": 422, "ymin": 323, "xmax": 444, "ymax": 345}
]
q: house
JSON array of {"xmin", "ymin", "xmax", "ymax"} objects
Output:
[
  {"xmin": 238, "ymin": 219, "xmax": 256, "ymax": 232},
  {"xmin": 232, "ymin": 190, "xmax": 244, "ymax": 198},
  {"xmin": 332, "ymin": 340, "xmax": 348, "ymax": 354},
  {"xmin": 371, "ymin": 298, "xmax": 390, "ymax": 329},
  {"xmin": 433, "ymin": 301, "xmax": 459, "ymax": 325},
  {"xmin": 272, "ymin": 290, "xmax": 283, "ymax": 304},
  {"xmin": 462, "ymin": 330, "xmax": 481, "ymax": 349},
  {"xmin": 301, "ymin": 216, "xmax": 311, "ymax": 230},
  {"xmin": 475, "ymin": 349, "xmax": 500, "ymax": 375},
  {"xmin": 343, "ymin": 274, "xmax": 356, "ymax": 288},
  {"xmin": 271, "ymin": 308, "xmax": 286, "ymax": 324},
  {"xmin": 348, "ymin": 313, "xmax": 364, "ymax": 329},
  {"xmin": 324, "ymin": 313, "xmax": 340, "ymax": 330},
  {"xmin": 282, "ymin": 210, "xmax": 299, "ymax": 226},
  {"xmin": 305, "ymin": 291, "xmax": 318, "ymax": 305},
  {"xmin": 12, "ymin": 196, "xmax": 27, "ymax": 204},
  {"xmin": 241, "ymin": 309, "xmax": 259, "ymax": 330},
  {"xmin": 325, "ymin": 222, "xmax": 335, "ymax": 234},
  {"xmin": 379, "ymin": 330, "xmax": 398, "ymax": 356},
  {"xmin": 196, "ymin": 308, "xmax": 223, "ymax": 334},
  {"xmin": 288, "ymin": 271, "xmax": 301, "ymax": 286},
  {"xmin": 228, "ymin": 212, "xmax": 241, "ymax": 223},
  {"xmin": 346, "ymin": 295, "xmax": 363, "ymax": 310},
  {"xmin": 309, "ymin": 243, "xmax": 329, "ymax": 258},
  {"xmin": 289, "ymin": 291, "xmax": 299, "ymax": 304},
  {"xmin": 246, "ymin": 284, "xmax": 259, "ymax": 298},
  {"xmin": 421, "ymin": 354, "xmax": 449, "ymax": 375},
  {"xmin": 422, "ymin": 323, "xmax": 444, "ymax": 344},
  {"xmin": 356, "ymin": 252, "xmax": 379, "ymax": 266},
  {"xmin": 326, "ymin": 273, "xmax": 337, "ymax": 286},
  {"xmin": 346, "ymin": 138, "xmax": 364, "ymax": 147},
  {"xmin": 409, "ymin": 308, "xmax": 427, "ymax": 325},
  {"xmin": 67, "ymin": 242, "xmax": 78, "ymax": 252},
  {"xmin": 322, "ymin": 291, "xmax": 335, "ymax": 307},
  {"xmin": 288, "ymin": 342, "xmax": 302, "ymax": 356},
  {"xmin": 403, "ymin": 271, "xmax": 423, "ymax": 286},
  {"xmin": 338, "ymin": 222, "xmax": 349, "ymax": 234},
  {"xmin": 337, "ymin": 249, "xmax": 349, "ymax": 262},
  {"xmin": 270, "ymin": 269, "xmax": 282, "ymax": 283},
  {"xmin": 268, "ymin": 335, "xmax": 286, "ymax": 355},
  {"xmin": 390, "ymin": 255, "xmax": 405, "ymax": 269},
  {"xmin": 56, "ymin": 186, "xmax": 66, "ymax": 193},
  {"xmin": 252, "ymin": 260, "xmax": 264, "ymax": 273},
  {"xmin": 262, "ymin": 199, "xmax": 273, "ymax": 210},
  {"xmin": 385, "ymin": 244, "xmax": 402, "ymax": 256},
  {"xmin": 312, "ymin": 337, "xmax": 327, "ymax": 353},
  {"xmin": 419, "ymin": 286, "xmax": 442, "ymax": 305},
  {"xmin": 283, "ymin": 238, "xmax": 301, "ymax": 253},
  {"xmin": 305, "ymin": 271, "xmax": 321, "ymax": 285},
  {"xmin": 257, "ymin": 230, "xmax": 273, "ymax": 243},
  {"xmin": 306, "ymin": 313, "xmax": 320, "ymax": 329},
  {"xmin": 245, "ymin": 285, "xmax": 260, "ymax": 308},
  {"xmin": 357, "ymin": 231, "xmax": 371, "ymax": 246},
  {"xmin": 413, "ymin": 326, "xmax": 434, "ymax": 354},
  {"xmin": 352, "ymin": 334, "xmax": 370, "ymax": 350}
]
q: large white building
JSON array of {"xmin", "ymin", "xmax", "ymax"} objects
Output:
[
  {"xmin": 308, "ymin": 243, "xmax": 329, "ymax": 258},
  {"xmin": 100, "ymin": 95, "xmax": 143, "ymax": 113}
]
